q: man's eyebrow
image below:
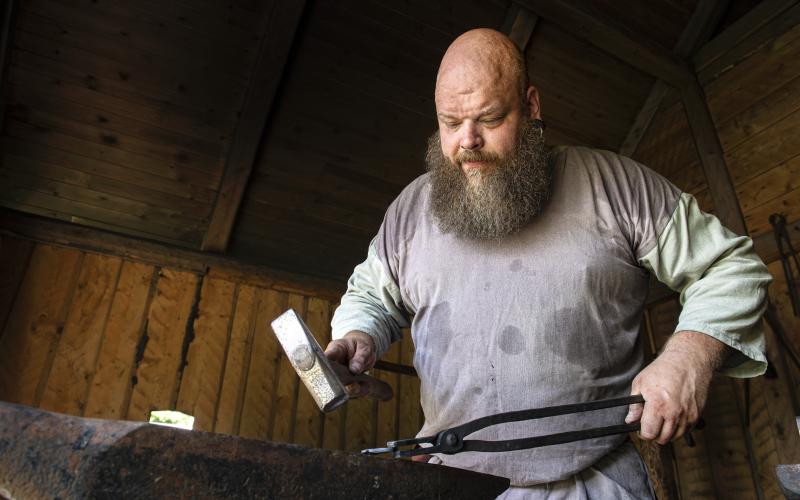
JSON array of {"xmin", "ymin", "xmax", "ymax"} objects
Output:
[{"xmin": 437, "ymin": 107, "xmax": 505, "ymax": 120}]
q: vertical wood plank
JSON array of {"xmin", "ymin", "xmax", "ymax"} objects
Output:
[
  {"xmin": 398, "ymin": 328, "xmax": 422, "ymax": 441},
  {"xmin": 375, "ymin": 339, "xmax": 401, "ymax": 447},
  {"xmin": 322, "ymin": 301, "xmax": 345, "ymax": 450},
  {"xmin": 126, "ymin": 268, "xmax": 200, "ymax": 421},
  {"xmin": 271, "ymin": 293, "xmax": 304, "ymax": 443},
  {"xmin": 0, "ymin": 236, "xmax": 35, "ymax": 337},
  {"xmin": 0, "ymin": 244, "xmax": 81, "ymax": 405},
  {"xmin": 292, "ymin": 296, "xmax": 328, "ymax": 448},
  {"xmin": 84, "ymin": 261, "xmax": 155, "ymax": 419},
  {"xmin": 238, "ymin": 288, "xmax": 284, "ymax": 439},
  {"xmin": 39, "ymin": 253, "xmax": 122, "ymax": 415},
  {"xmin": 703, "ymin": 377, "xmax": 761, "ymax": 499},
  {"xmin": 214, "ymin": 284, "xmax": 256, "ymax": 435},
  {"xmin": 175, "ymin": 277, "xmax": 236, "ymax": 431}
]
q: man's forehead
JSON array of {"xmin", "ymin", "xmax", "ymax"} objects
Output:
[{"xmin": 435, "ymin": 66, "xmax": 516, "ymax": 113}]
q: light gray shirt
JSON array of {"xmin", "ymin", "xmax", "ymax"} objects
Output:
[{"xmin": 332, "ymin": 146, "xmax": 770, "ymax": 489}]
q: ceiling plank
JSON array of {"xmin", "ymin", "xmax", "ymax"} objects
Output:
[
  {"xmin": 620, "ymin": 0, "xmax": 729, "ymax": 156},
  {"xmin": 501, "ymin": 2, "xmax": 539, "ymax": 51},
  {"xmin": 514, "ymin": 0, "xmax": 694, "ymax": 86},
  {"xmin": 202, "ymin": 0, "xmax": 307, "ymax": 252},
  {"xmin": 694, "ymin": 0, "xmax": 798, "ymax": 80}
]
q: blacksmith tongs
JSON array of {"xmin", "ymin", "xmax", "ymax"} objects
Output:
[{"xmin": 363, "ymin": 395, "xmax": 653, "ymax": 458}]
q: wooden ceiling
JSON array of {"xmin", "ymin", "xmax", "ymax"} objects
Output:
[{"xmin": 0, "ymin": 0, "xmax": 769, "ymax": 281}]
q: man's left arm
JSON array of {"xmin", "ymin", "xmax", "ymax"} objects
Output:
[{"xmin": 626, "ymin": 192, "xmax": 772, "ymax": 444}]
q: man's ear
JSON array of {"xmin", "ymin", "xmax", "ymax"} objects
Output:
[{"xmin": 525, "ymin": 85, "xmax": 542, "ymax": 120}]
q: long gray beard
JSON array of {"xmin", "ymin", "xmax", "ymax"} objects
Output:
[{"xmin": 426, "ymin": 120, "xmax": 552, "ymax": 240}]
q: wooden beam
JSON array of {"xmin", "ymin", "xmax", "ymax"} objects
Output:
[
  {"xmin": 514, "ymin": 0, "xmax": 694, "ymax": 87},
  {"xmin": 501, "ymin": 3, "xmax": 539, "ymax": 51},
  {"xmin": 694, "ymin": 0, "xmax": 798, "ymax": 82},
  {"xmin": 0, "ymin": 208, "xmax": 345, "ymax": 301},
  {"xmin": 680, "ymin": 79, "xmax": 748, "ymax": 235},
  {"xmin": 202, "ymin": 0, "xmax": 307, "ymax": 252},
  {"xmin": 620, "ymin": 0, "xmax": 729, "ymax": 157}
]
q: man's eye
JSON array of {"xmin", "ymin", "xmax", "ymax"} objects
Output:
[
  {"xmin": 482, "ymin": 117, "xmax": 503, "ymax": 125},
  {"xmin": 444, "ymin": 122, "xmax": 459, "ymax": 129}
]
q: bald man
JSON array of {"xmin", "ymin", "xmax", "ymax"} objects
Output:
[{"xmin": 326, "ymin": 29, "xmax": 770, "ymax": 498}]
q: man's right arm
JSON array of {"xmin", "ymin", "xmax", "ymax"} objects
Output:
[{"xmin": 327, "ymin": 237, "xmax": 410, "ymax": 375}]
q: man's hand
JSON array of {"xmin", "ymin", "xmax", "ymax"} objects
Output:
[
  {"xmin": 625, "ymin": 331, "xmax": 728, "ymax": 444},
  {"xmin": 325, "ymin": 331, "xmax": 392, "ymax": 400}
]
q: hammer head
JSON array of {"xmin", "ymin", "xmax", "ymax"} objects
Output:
[{"xmin": 271, "ymin": 309, "xmax": 348, "ymax": 412}]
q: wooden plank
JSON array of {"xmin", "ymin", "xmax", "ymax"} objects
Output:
[
  {"xmin": 0, "ymin": 244, "xmax": 82, "ymax": 406},
  {"xmin": 0, "ymin": 207, "xmax": 346, "ymax": 301},
  {"xmin": 213, "ymin": 284, "xmax": 255, "ymax": 435},
  {"xmin": 322, "ymin": 300, "xmax": 345, "ymax": 450},
  {"xmin": 0, "ymin": 165, "xmax": 207, "ymax": 232},
  {"xmin": 515, "ymin": 0, "xmax": 693, "ymax": 86},
  {"xmin": 238, "ymin": 288, "xmax": 284, "ymax": 439},
  {"xmin": 680, "ymin": 80, "xmax": 748, "ymax": 235},
  {"xmin": 738, "ymin": 154, "xmax": 800, "ymax": 214},
  {"xmin": 0, "ymin": 179, "xmax": 204, "ymax": 247},
  {"xmin": 126, "ymin": 269, "xmax": 200, "ymax": 421},
  {"xmin": 175, "ymin": 277, "xmax": 236, "ymax": 432},
  {"xmin": 38, "ymin": 253, "xmax": 122, "ymax": 415},
  {"xmin": 0, "ymin": 236, "xmax": 35, "ymax": 337},
  {"xmin": 271, "ymin": 293, "xmax": 304, "ymax": 443},
  {"xmin": 695, "ymin": 0, "xmax": 800, "ymax": 83},
  {"xmin": 293, "ymin": 297, "xmax": 328, "ymax": 448},
  {"xmin": 704, "ymin": 20, "xmax": 800, "ymax": 125},
  {"xmin": 703, "ymin": 378, "xmax": 761, "ymax": 499},
  {"xmin": 620, "ymin": 0, "xmax": 729, "ymax": 156},
  {"xmin": 83, "ymin": 261, "xmax": 156, "ymax": 419},
  {"xmin": 1, "ymin": 135, "xmax": 216, "ymax": 204},
  {"xmin": 20, "ymin": 0, "xmax": 253, "ymax": 80},
  {"xmin": 202, "ymin": 0, "xmax": 307, "ymax": 252}
]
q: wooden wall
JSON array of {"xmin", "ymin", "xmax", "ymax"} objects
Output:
[
  {"xmin": 0, "ymin": 233, "xmax": 423, "ymax": 452},
  {"xmin": 635, "ymin": 17, "xmax": 800, "ymax": 500},
  {"xmin": 0, "ymin": 0, "xmax": 266, "ymax": 247}
]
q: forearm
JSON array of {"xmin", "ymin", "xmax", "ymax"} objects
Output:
[{"xmin": 660, "ymin": 330, "xmax": 731, "ymax": 373}]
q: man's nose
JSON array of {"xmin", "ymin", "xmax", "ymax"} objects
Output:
[{"xmin": 459, "ymin": 122, "xmax": 483, "ymax": 151}]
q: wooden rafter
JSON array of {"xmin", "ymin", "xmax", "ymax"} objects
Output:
[
  {"xmin": 514, "ymin": 0, "xmax": 694, "ymax": 87},
  {"xmin": 202, "ymin": 1, "xmax": 307, "ymax": 253},
  {"xmin": 620, "ymin": 0, "xmax": 730, "ymax": 157},
  {"xmin": 501, "ymin": 2, "xmax": 539, "ymax": 51},
  {"xmin": 681, "ymin": 80, "xmax": 747, "ymax": 236}
]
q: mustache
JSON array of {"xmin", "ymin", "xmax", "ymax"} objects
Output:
[{"xmin": 454, "ymin": 149, "xmax": 502, "ymax": 166}]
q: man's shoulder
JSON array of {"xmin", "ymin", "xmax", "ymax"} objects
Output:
[{"xmin": 390, "ymin": 172, "xmax": 431, "ymax": 213}]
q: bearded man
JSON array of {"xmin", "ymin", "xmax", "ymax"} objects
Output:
[{"xmin": 325, "ymin": 29, "xmax": 770, "ymax": 498}]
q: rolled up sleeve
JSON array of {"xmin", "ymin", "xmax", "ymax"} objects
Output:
[{"xmin": 639, "ymin": 192, "xmax": 771, "ymax": 377}]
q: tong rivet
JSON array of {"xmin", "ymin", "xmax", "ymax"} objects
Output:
[{"xmin": 444, "ymin": 433, "xmax": 458, "ymax": 447}]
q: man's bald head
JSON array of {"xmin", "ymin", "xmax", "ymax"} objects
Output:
[{"xmin": 436, "ymin": 29, "xmax": 528, "ymax": 104}]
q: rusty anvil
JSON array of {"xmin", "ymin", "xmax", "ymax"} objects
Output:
[{"xmin": 0, "ymin": 402, "xmax": 509, "ymax": 499}]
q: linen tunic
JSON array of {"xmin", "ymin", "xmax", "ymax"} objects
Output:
[{"xmin": 332, "ymin": 146, "xmax": 770, "ymax": 495}]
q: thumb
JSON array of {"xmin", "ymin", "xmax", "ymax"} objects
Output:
[{"xmin": 626, "ymin": 384, "xmax": 644, "ymax": 424}]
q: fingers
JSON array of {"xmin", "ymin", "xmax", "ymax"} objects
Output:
[
  {"xmin": 350, "ymin": 338, "xmax": 376, "ymax": 374},
  {"xmin": 411, "ymin": 453, "xmax": 433, "ymax": 463},
  {"xmin": 324, "ymin": 339, "xmax": 352, "ymax": 365},
  {"xmin": 344, "ymin": 374, "xmax": 393, "ymax": 400},
  {"xmin": 324, "ymin": 332, "xmax": 376, "ymax": 374}
]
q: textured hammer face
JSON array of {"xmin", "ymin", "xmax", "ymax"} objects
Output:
[{"xmin": 271, "ymin": 309, "xmax": 349, "ymax": 412}]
